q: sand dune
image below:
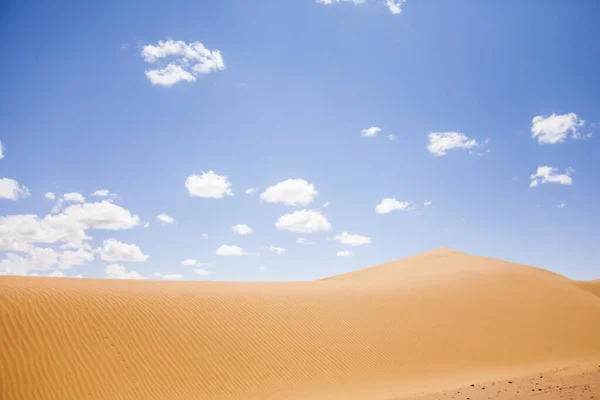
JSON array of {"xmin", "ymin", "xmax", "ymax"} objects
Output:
[{"xmin": 1, "ymin": 247, "xmax": 599, "ymax": 400}]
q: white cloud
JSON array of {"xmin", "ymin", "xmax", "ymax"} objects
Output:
[
  {"xmin": 63, "ymin": 192, "xmax": 85, "ymax": 203},
  {"xmin": 316, "ymin": 0, "xmax": 367, "ymax": 5},
  {"xmin": 194, "ymin": 268, "xmax": 215, "ymax": 276},
  {"xmin": 181, "ymin": 259, "xmax": 212, "ymax": 267},
  {"xmin": 427, "ymin": 132, "xmax": 480, "ymax": 156},
  {"xmin": 0, "ymin": 201, "xmax": 139, "ymax": 253},
  {"xmin": 386, "ymin": 0, "xmax": 406, "ymax": 14},
  {"xmin": 387, "ymin": 134, "xmax": 397, "ymax": 141},
  {"xmin": 424, "ymin": 201, "xmax": 432, "ymax": 206},
  {"xmin": 530, "ymin": 166, "xmax": 573, "ymax": 187},
  {"xmin": 275, "ymin": 209, "xmax": 332, "ymax": 233},
  {"xmin": 296, "ymin": 238, "xmax": 316, "ymax": 245},
  {"xmin": 100, "ymin": 239, "xmax": 149, "ymax": 262},
  {"xmin": 106, "ymin": 264, "xmax": 143, "ymax": 280},
  {"xmin": 91, "ymin": 189, "xmax": 117, "ymax": 200},
  {"xmin": 531, "ymin": 113, "xmax": 589, "ymax": 144},
  {"xmin": 145, "ymin": 64, "xmax": 195, "ymax": 87},
  {"xmin": 141, "ymin": 39, "xmax": 225, "ymax": 86},
  {"xmin": 156, "ymin": 213, "xmax": 175, "ymax": 224},
  {"xmin": 58, "ymin": 248, "xmax": 94, "ymax": 269},
  {"xmin": 0, "ymin": 247, "xmax": 60, "ymax": 276},
  {"xmin": 259, "ymin": 266, "xmax": 266, "ymax": 270},
  {"xmin": 216, "ymin": 245, "xmax": 246, "ymax": 256},
  {"xmin": 557, "ymin": 202, "xmax": 567, "ymax": 209},
  {"xmin": 186, "ymin": 171, "xmax": 233, "ymax": 198},
  {"xmin": 361, "ymin": 126, "xmax": 381, "ymax": 137},
  {"xmin": 45, "ymin": 192, "xmax": 56, "ymax": 201},
  {"xmin": 92, "ymin": 189, "xmax": 110, "ymax": 197},
  {"xmin": 57, "ymin": 201, "xmax": 140, "ymax": 231},
  {"xmin": 260, "ymin": 179, "xmax": 318, "ymax": 206},
  {"xmin": 267, "ymin": 246, "xmax": 286, "ymax": 255},
  {"xmin": 375, "ymin": 198, "xmax": 414, "ymax": 214},
  {"xmin": 317, "ymin": 0, "xmax": 406, "ymax": 14},
  {"xmin": 201, "ymin": 233, "xmax": 209, "ymax": 239},
  {"xmin": 245, "ymin": 188, "xmax": 256, "ymax": 195},
  {"xmin": 0, "ymin": 140, "xmax": 4, "ymax": 159},
  {"xmin": 232, "ymin": 224, "xmax": 253, "ymax": 235},
  {"xmin": 334, "ymin": 232, "xmax": 371, "ymax": 246},
  {"xmin": 143, "ymin": 222, "xmax": 150, "ymax": 228},
  {"xmin": 336, "ymin": 250, "xmax": 352, "ymax": 257},
  {"xmin": 0, "ymin": 178, "xmax": 30, "ymax": 200}
]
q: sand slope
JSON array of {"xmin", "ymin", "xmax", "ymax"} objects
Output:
[{"xmin": 1, "ymin": 248, "xmax": 599, "ymax": 400}]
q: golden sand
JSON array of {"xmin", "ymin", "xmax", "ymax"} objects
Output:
[{"xmin": 1, "ymin": 248, "xmax": 599, "ymax": 399}]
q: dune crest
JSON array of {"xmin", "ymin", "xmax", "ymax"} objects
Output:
[{"xmin": 1, "ymin": 248, "xmax": 599, "ymax": 400}]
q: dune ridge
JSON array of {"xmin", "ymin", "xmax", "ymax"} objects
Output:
[{"xmin": 1, "ymin": 247, "xmax": 599, "ymax": 400}]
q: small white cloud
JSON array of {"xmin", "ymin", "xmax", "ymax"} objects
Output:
[
  {"xmin": 531, "ymin": 113, "xmax": 590, "ymax": 144},
  {"xmin": 91, "ymin": 189, "xmax": 116, "ymax": 200},
  {"xmin": 182, "ymin": 259, "xmax": 212, "ymax": 268},
  {"xmin": 361, "ymin": 126, "xmax": 381, "ymax": 137},
  {"xmin": 237, "ymin": 82, "xmax": 251, "ymax": 87},
  {"xmin": 47, "ymin": 270, "xmax": 66, "ymax": 278},
  {"xmin": 245, "ymin": 188, "xmax": 256, "ymax": 194},
  {"xmin": 92, "ymin": 189, "xmax": 110, "ymax": 197},
  {"xmin": 194, "ymin": 268, "xmax": 215, "ymax": 276},
  {"xmin": 530, "ymin": 166, "xmax": 573, "ymax": 187},
  {"xmin": 63, "ymin": 192, "xmax": 85, "ymax": 203},
  {"xmin": 0, "ymin": 178, "xmax": 30, "ymax": 200},
  {"xmin": 58, "ymin": 201, "xmax": 140, "ymax": 230},
  {"xmin": 267, "ymin": 246, "xmax": 286, "ymax": 255},
  {"xmin": 141, "ymin": 39, "xmax": 225, "ymax": 86},
  {"xmin": 45, "ymin": 192, "xmax": 56, "ymax": 201},
  {"xmin": 100, "ymin": 239, "xmax": 149, "ymax": 262},
  {"xmin": 316, "ymin": 0, "xmax": 366, "ymax": 4},
  {"xmin": 296, "ymin": 238, "xmax": 316, "ymax": 245},
  {"xmin": 259, "ymin": 266, "xmax": 266, "ymax": 270},
  {"xmin": 557, "ymin": 202, "xmax": 567, "ymax": 209},
  {"xmin": 156, "ymin": 213, "xmax": 175, "ymax": 224},
  {"xmin": 427, "ymin": 132, "xmax": 481, "ymax": 156},
  {"xmin": 145, "ymin": 64, "xmax": 196, "ymax": 87},
  {"xmin": 186, "ymin": 171, "xmax": 233, "ymax": 198},
  {"xmin": 106, "ymin": 264, "xmax": 143, "ymax": 280},
  {"xmin": 321, "ymin": 201, "xmax": 330, "ymax": 208},
  {"xmin": 375, "ymin": 198, "xmax": 414, "ymax": 214},
  {"xmin": 275, "ymin": 209, "xmax": 332, "ymax": 233},
  {"xmin": 216, "ymin": 244, "xmax": 246, "ymax": 256},
  {"xmin": 336, "ymin": 250, "xmax": 352, "ymax": 257},
  {"xmin": 334, "ymin": 232, "xmax": 371, "ymax": 246},
  {"xmin": 0, "ymin": 141, "xmax": 4, "ymax": 159},
  {"xmin": 424, "ymin": 201, "xmax": 432, "ymax": 206},
  {"xmin": 260, "ymin": 179, "xmax": 318, "ymax": 206},
  {"xmin": 143, "ymin": 222, "xmax": 150, "ymax": 228},
  {"xmin": 386, "ymin": 0, "xmax": 406, "ymax": 14},
  {"xmin": 201, "ymin": 233, "xmax": 209, "ymax": 239},
  {"xmin": 232, "ymin": 224, "xmax": 253, "ymax": 235},
  {"xmin": 387, "ymin": 134, "xmax": 397, "ymax": 141}
]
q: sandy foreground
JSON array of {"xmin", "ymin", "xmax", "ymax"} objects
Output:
[{"xmin": 1, "ymin": 247, "xmax": 599, "ymax": 400}]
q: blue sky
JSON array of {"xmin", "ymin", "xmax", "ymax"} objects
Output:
[{"xmin": 0, "ymin": 0, "xmax": 599, "ymax": 281}]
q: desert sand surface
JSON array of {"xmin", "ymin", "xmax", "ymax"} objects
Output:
[{"xmin": 1, "ymin": 247, "xmax": 600, "ymax": 400}]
